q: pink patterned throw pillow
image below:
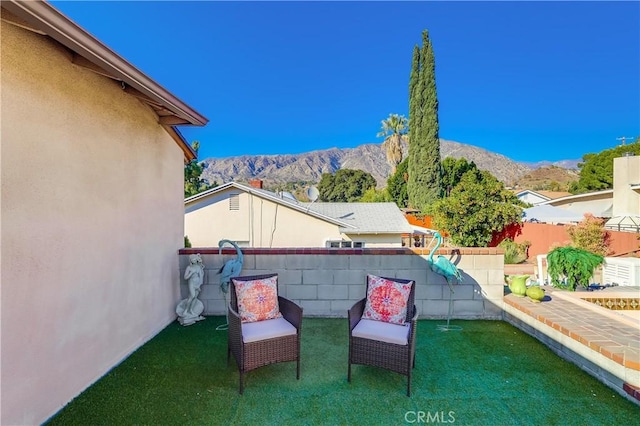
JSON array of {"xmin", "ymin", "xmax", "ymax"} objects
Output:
[
  {"xmin": 362, "ymin": 275, "xmax": 413, "ymax": 325},
  {"xmin": 233, "ymin": 275, "xmax": 282, "ymax": 323}
]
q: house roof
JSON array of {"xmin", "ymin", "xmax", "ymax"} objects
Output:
[
  {"xmin": 536, "ymin": 190, "xmax": 573, "ymax": 199},
  {"xmin": 541, "ymin": 189, "xmax": 614, "ymax": 218},
  {"xmin": 515, "ymin": 189, "xmax": 574, "ymax": 201},
  {"xmin": 304, "ymin": 202, "xmax": 413, "ymax": 234},
  {"xmin": 515, "ymin": 189, "xmax": 550, "ymax": 201},
  {"xmin": 185, "ymin": 182, "xmax": 413, "ymax": 234},
  {"xmin": 522, "ymin": 205, "xmax": 584, "ymax": 224},
  {"xmin": 185, "ymin": 182, "xmax": 356, "ymax": 229},
  {"xmin": 1, "ymin": 0, "xmax": 208, "ymax": 161}
]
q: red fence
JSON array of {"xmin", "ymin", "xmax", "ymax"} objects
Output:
[{"xmin": 492, "ymin": 222, "xmax": 639, "ymax": 260}]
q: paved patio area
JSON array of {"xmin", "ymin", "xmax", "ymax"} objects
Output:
[{"xmin": 503, "ymin": 285, "xmax": 640, "ymax": 404}]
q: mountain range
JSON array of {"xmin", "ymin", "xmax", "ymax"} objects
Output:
[{"xmin": 200, "ymin": 139, "xmax": 579, "ymax": 189}]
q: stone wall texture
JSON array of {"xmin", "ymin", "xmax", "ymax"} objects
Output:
[{"xmin": 179, "ymin": 247, "xmax": 505, "ymax": 320}]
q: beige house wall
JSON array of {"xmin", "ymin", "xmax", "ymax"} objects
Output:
[
  {"xmin": 185, "ymin": 189, "xmax": 406, "ymax": 248},
  {"xmin": 1, "ymin": 23, "xmax": 184, "ymax": 425},
  {"xmin": 612, "ymin": 156, "xmax": 640, "ymax": 217},
  {"xmin": 186, "ymin": 188, "xmax": 343, "ymax": 248}
]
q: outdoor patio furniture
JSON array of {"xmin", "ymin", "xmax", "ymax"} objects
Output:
[
  {"xmin": 228, "ymin": 273, "xmax": 303, "ymax": 394},
  {"xmin": 348, "ymin": 275, "xmax": 417, "ymax": 396}
]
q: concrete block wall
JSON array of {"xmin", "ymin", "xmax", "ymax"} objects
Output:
[{"xmin": 178, "ymin": 247, "xmax": 505, "ymax": 319}]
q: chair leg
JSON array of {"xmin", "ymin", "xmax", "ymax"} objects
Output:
[
  {"xmin": 296, "ymin": 356, "xmax": 300, "ymax": 380},
  {"xmin": 407, "ymin": 371, "xmax": 412, "ymax": 397},
  {"xmin": 227, "ymin": 345, "xmax": 231, "ymax": 366},
  {"xmin": 348, "ymin": 362, "xmax": 352, "ymax": 383},
  {"xmin": 239, "ymin": 371, "xmax": 244, "ymax": 395}
]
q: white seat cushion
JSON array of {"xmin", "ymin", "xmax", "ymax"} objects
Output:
[
  {"xmin": 352, "ymin": 319, "xmax": 410, "ymax": 345},
  {"xmin": 242, "ymin": 316, "xmax": 297, "ymax": 343}
]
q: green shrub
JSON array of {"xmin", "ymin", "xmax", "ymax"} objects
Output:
[
  {"xmin": 184, "ymin": 236, "xmax": 192, "ymax": 248},
  {"xmin": 498, "ymin": 238, "xmax": 530, "ymax": 264},
  {"xmin": 546, "ymin": 246, "xmax": 604, "ymax": 291}
]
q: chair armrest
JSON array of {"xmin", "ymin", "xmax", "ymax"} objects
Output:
[
  {"xmin": 348, "ymin": 298, "xmax": 366, "ymax": 332},
  {"xmin": 407, "ymin": 305, "xmax": 418, "ymax": 344},
  {"xmin": 408, "ymin": 305, "xmax": 418, "ymax": 323},
  {"xmin": 228, "ymin": 304, "xmax": 243, "ymax": 358},
  {"xmin": 279, "ymin": 296, "xmax": 303, "ymax": 330}
]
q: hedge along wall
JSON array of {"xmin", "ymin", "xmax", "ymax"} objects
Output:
[{"xmin": 178, "ymin": 247, "xmax": 506, "ymax": 320}]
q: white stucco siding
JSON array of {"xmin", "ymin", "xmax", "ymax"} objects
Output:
[
  {"xmin": 1, "ymin": 23, "xmax": 184, "ymax": 425},
  {"xmin": 612, "ymin": 156, "xmax": 640, "ymax": 217},
  {"xmin": 185, "ymin": 189, "xmax": 342, "ymax": 247},
  {"xmin": 255, "ymin": 197, "xmax": 341, "ymax": 247},
  {"xmin": 185, "ymin": 188, "xmax": 251, "ymax": 246}
]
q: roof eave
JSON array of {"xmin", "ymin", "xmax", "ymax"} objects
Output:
[{"xmin": 2, "ymin": 0, "xmax": 207, "ymax": 163}]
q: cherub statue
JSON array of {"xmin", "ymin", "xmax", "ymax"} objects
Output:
[{"xmin": 176, "ymin": 253, "xmax": 206, "ymax": 326}]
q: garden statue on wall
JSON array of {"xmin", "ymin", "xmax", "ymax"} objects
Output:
[
  {"xmin": 546, "ymin": 246, "xmax": 604, "ymax": 291},
  {"xmin": 215, "ymin": 239, "xmax": 244, "ymax": 331},
  {"xmin": 176, "ymin": 253, "xmax": 206, "ymax": 326}
]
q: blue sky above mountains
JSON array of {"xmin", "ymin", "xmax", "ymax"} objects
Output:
[{"xmin": 52, "ymin": 1, "xmax": 639, "ymax": 163}]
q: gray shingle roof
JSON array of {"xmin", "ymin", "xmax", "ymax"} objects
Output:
[{"xmin": 303, "ymin": 202, "xmax": 413, "ymax": 234}]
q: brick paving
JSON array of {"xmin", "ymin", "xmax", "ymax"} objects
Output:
[{"xmin": 504, "ymin": 286, "xmax": 640, "ymax": 402}]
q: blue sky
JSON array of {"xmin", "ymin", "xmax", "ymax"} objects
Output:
[{"xmin": 51, "ymin": 1, "xmax": 639, "ymax": 163}]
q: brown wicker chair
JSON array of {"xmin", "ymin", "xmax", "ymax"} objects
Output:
[
  {"xmin": 227, "ymin": 273, "xmax": 303, "ymax": 394},
  {"xmin": 348, "ymin": 275, "xmax": 417, "ymax": 396}
]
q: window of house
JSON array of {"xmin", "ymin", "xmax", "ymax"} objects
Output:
[{"xmin": 326, "ymin": 240, "xmax": 364, "ymax": 248}]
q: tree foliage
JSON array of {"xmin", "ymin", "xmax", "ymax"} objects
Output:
[
  {"xmin": 569, "ymin": 140, "xmax": 640, "ymax": 194},
  {"xmin": 317, "ymin": 169, "xmax": 376, "ymax": 202},
  {"xmin": 377, "ymin": 114, "xmax": 408, "ymax": 174},
  {"xmin": 407, "ymin": 29, "xmax": 443, "ymax": 212},
  {"xmin": 441, "ymin": 157, "xmax": 478, "ymax": 196},
  {"xmin": 566, "ymin": 213, "xmax": 610, "ymax": 256},
  {"xmin": 359, "ymin": 187, "xmax": 392, "ymax": 202},
  {"xmin": 184, "ymin": 141, "xmax": 215, "ymax": 198},
  {"xmin": 431, "ymin": 169, "xmax": 523, "ymax": 247},
  {"xmin": 386, "ymin": 158, "xmax": 409, "ymax": 208}
]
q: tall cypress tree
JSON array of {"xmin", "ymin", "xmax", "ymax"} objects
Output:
[{"xmin": 407, "ymin": 30, "xmax": 443, "ymax": 211}]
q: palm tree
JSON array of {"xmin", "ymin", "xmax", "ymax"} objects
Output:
[{"xmin": 377, "ymin": 114, "xmax": 408, "ymax": 174}]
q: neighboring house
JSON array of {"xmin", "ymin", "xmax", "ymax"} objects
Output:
[
  {"xmin": 515, "ymin": 189, "xmax": 572, "ymax": 206},
  {"xmin": 184, "ymin": 181, "xmax": 413, "ymax": 248},
  {"xmin": 540, "ymin": 155, "xmax": 640, "ymax": 232},
  {"xmin": 541, "ymin": 189, "xmax": 614, "ymax": 218},
  {"xmin": 1, "ymin": 2, "xmax": 207, "ymax": 424}
]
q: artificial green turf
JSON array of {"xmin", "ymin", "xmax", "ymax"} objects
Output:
[{"xmin": 46, "ymin": 318, "xmax": 639, "ymax": 425}]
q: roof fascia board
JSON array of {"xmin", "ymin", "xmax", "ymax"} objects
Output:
[
  {"xmin": 542, "ymin": 189, "xmax": 613, "ymax": 205},
  {"xmin": 3, "ymin": 0, "xmax": 208, "ymax": 127}
]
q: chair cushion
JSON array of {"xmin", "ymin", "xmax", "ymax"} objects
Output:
[
  {"xmin": 233, "ymin": 275, "xmax": 282, "ymax": 323},
  {"xmin": 352, "ymin": 319, "xmax": 410, "ymax": 345},
  {"xmin": 241, "ymin": 317, "xmax": 297, "ymax": 343},
  {"xmin": 362, "ymin": 275, "xmax": 413, "ymax": 325}
]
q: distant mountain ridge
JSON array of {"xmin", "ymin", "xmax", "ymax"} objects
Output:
[{"xmin": 200, "ymin": 139, "xmax": 579, "ymax": 188}]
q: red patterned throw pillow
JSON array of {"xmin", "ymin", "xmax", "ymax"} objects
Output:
[
  {"xmin": 233, "ymin": 275, "xmax": 282, "ymax": 323},
  {"xmin": 362, "ymin": 275, "xmax": 413, "ymax": 325}
]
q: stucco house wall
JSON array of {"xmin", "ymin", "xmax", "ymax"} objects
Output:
[
  {"xmin": 341, "ymin": 233, "xmax": 403, "ymax": 247},
  {"xmin": 1, "ymin": 17, "xmax": 201, "ymax": 425},
  {"xmin": 185, "ymin": 184, "xmax": 411, "ymax": 248},
  {"xmin": 185, "ymin": 187, "xmax": 343, "ymax": 247}
]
